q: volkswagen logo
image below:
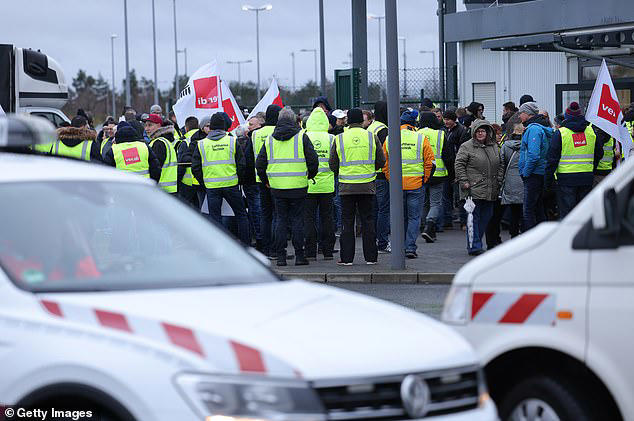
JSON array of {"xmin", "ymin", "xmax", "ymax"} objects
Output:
[{"xmin": 401, "ymin": 375, "xmax": 430, "ymax": 419}]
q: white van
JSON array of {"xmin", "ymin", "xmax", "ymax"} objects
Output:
[{"xmin": 443, "ymin": 155, "xmax": 634, "ymax": 420}]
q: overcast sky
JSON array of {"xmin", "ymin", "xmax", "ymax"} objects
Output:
[{"xmin": 2, "ymin": 0, "xmax": 463, "ymax": 91}]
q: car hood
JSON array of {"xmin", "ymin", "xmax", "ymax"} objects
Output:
[{"xmin": 37, "ymin": 280, "xmax": 477, "ymax": 379}]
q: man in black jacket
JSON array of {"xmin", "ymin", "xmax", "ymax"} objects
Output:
[
  {"xmin": 256, "ymin": 107, "xmax": 319, "ymax": 266},
  {"xmin": 103, "ymin": 121, "xmax": 161, "ymax": 182}
]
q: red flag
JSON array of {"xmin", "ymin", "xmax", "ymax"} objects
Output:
[
  {"xmin": 220, "ymin": 80, "xmax": 245, "ymax": 132},
  {"xmin": 247, "ymin": 78, "xmax": 284, "ymax": 120}
]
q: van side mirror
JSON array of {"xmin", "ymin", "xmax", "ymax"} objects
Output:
[{"xmin": 600, "ymin": 188, "xmax": 620, "ymax": 236}]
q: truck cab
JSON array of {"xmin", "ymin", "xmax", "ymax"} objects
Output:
[{"xmin": 442, "ymin": 157, "xmax": 634, "ymax": 421}]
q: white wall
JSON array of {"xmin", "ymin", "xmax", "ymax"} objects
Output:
[{"xmin": 459, "ymin": 41, "xmax": 576, "ymax": 122}]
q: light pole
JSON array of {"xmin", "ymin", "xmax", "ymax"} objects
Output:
[
  {"xmin": 178, "ymin": 48, "xmax": 188, "ymax": 77},
  {"xmin": 173, "ymin": 0, "xmax": 180, "ymax": 97},
  {"xmin": 123, "ymin": 0, "xmax": 131, "ymax": 106},
  {"xmin": 151, "ymin": 0, "xmax": 159, "ymax": 105},
  {"xmin": 399, "ymin": 36, "xmax": 407, "ymax": 97},
  {"xmin": 290, "ymin": 52, "xmax": 296, "ymax": 92},
  {"xmin": 242, "ymin": 4, "xmax": 273, "ymax": 101},
  {"xmin": 368, "ymin": 14, "xmax": 385, "ymax": 99},
  {"xmin": 420, "ymin": 50, "xmax": 436, "ymax": 97},
  {"xmin": 300, "ymin": 49, "xmax": 318, "ymax": 84},
  {"xmin": 110, "ymin": 34, "xmax": 118, "ymax": 117},
  {"xmin": 226, "ymin": 60, "xmax": 252, "ymax": 97},
  {"xmin": 318, "ymin": 0, "xmax": 326, "ymax": 94}
]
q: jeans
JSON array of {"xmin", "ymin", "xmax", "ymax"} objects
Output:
[
  {"xmin": 259, "ymin": 183, "xmax": 275, "ymax": 256},
  {"xmin": 273, "ymin": 197, "xmax": 305, "ymax": 259},
  {"xmin": 375, "ymin": 178, "xmax": 390, "ymax": 250},
  {"xmin": 557, "ymin": 184, "xmax": 592, "ymax": 220},
  {"xmin": 340, "ymin": 195, "xmax": 377, "ymax": 263},
  {"xmin": 423, "ymin": 183, "xmax": 444, "ymax": 225},
  {"xmin": 206, "ymin": 185, "xmax": 250, "ymax": 246},
  {"xmin": 403, "ymin": 187, "xmax": 424, "ymax": 253},
  {"xmin": 304, "ymin": 193, "xmax": 335, "ymax": 257},
  {"xmin": 522, "ymin": 174, "xmax": 545, "ymax": 231},
  {"xmin": 468, "ymin": 199, "xmax": 495, "ymax": 254},
  {"xmin": 244, "ymin": 184, "xmax": 262, "ymax": 244}
]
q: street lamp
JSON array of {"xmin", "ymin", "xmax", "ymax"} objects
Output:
[
  {"xmin": 420, "ymin": 50, "xmax": 437, "ymax": 97},
  {"xmin": 242, "ymin": 4, "xmax": 273, "ymax": 101},
  {"xmin": 123, "ymin": 0, "xmax": 131, "ymax": 106},
  {"xmin": 300, "ymin": 48, "xmax": 318, "ymax": 85},
  {"xmin": 226, "ymin": 59, "xmax": 252, "ymax": 91},
  {"xmin": 399, "ymin": 36, "xmax": 407, "ymax": 97},
  {"xmin": 151, "ymin": 0, "xmax": 159, "ymax": 105},
  {"xmin": 110, "ymin": 34, "xmax": 118, "ymax": 117},
  {"xmin": 173, "ymin": 0, "xmax": 180, "ymax": 97},
  {"xmin": 178, "ymin": 48, "xmax": 188, "ymax": 77},
  {"xmin": 290, "ymin": 52, "xmax": 296, "ymax": 92},
  {"xmin": 368, "ymin": 14, "xmax": 385, "ymax": 99}
]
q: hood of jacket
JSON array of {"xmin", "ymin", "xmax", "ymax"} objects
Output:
[
  {"xmin": 561, "ymin": 115, "xmax": 589, "ymax": 133},
  {"xmin": 149, "ymin": 125, "xmax": 174, "ymax": 141},
  {"xmin": 305, "ymin": 107, "xmax": 329, "ymax": 133},
  {"xmin": 469, "ymin": 119, "xmax": 496, "ymax": 147},
  {"xmin": 523, "ymin": 113, "xmax": 550, "ymax": 129},
  {"xmin": 56, "ymin": 127, "xmax": 97, "ymax": 147},
  {"xmin": 312, "ymin": 96, "xmax": 332, "ymax": 113},
  {"xmin": 265, "ymin": 105, "xmax": 282, "ymax": 126},
  {"xmin": 190, "ymin": 129, "xmax": 208, "ymax": 142},
  {"xmin": 505, "ymin": 138, "xmax": 521, "ymax": 150},
  {"xmin": 272, "ymin": 119, "xmax": 301, "ymax": 141},
  {"xmin": 374, "ymin": 101, "xmax": 388, "ymax": 125},
  {"xmin": 207, "ymin": 129, "xmax": 228, "ymax": 141}
]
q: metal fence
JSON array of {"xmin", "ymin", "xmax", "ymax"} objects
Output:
[{"xmin": 366, "ymin": 67, "xmax": 447, "ymax": 103}]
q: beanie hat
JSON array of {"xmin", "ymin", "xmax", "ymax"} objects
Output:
[
  {"xmin": 71, "ymin": 115, "xmax": 88, "ymax": 128},
  {"xmin": 518, "ymin": 101, "xmax": 539, "ymax": 116},
  {"xmin": 519, "ymin": 94, "xmax": 534, "ymax": 105},
  {"xmin": 221, "ymin": 112, "xmax": 232, "ymax": 130},
  {"xmin": 209, "ymin": 113, "xmax": 226, "ymax": 130},
  {"xmin": 400, "ymin": 110, "xmax": 417, "ymax": 125},
  {"xmin": 199, "ymin": 115, "xmax": 212, "ymax": 128},
  {"xmin": 565, "ymin": 101, "xmax": 583, "ymax": 119},
  {"xmin": 347, "ymin": 108, "xmax": 363, "ymax": 125},
  {"xmin": 128, "ymin": 120, "xmax": 145, "ymax": 138},
  {"xmin": 115, "ymin": 121, "xmax": 139, "ymax": 142}
]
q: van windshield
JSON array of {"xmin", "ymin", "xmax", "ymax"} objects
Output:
[{"xmin": 0, "ymin": 181, "xmax": 277, "ymax": 292}]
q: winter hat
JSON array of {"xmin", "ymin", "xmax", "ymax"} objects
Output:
[
  {"xmin": 115, "ymin": 121, "xmax": 139, "ymax": 142},
  {"xmin": 518, "ymin": 101, "xmax": 539, "ymax": 116},
  {"xmin": 519, "ymin": 94, "xmax": 534, "ymax": 105},
  {"xmin": 400, "ymin": 110, "xmax": 417, "ymax": 125},
  {"xmin": 420, "ymin": 98, "xmax": 434, "ymax": 109},
  {"xmin": 199, "ymin": 115, "xmax": 212, "ymax": 128},
  {"xmin": 221, "ymin": 112, "xmax": 233, "ymax": 130},
  {"xmin": 209, "ymin": 113, "xmax": 227, "ymax": 130},
  {"xmin": 565, "ymin": 102, "xmax": 583, "ymax": 119},
  {"xmin": 71, "ymin": 115, "xmax": 88, "ymax": 128},
  {"xmin": 347, "ymin": 108, "xmax": 363, "ymax": 125},
  {"xmin": 128, "ymin": 120, "xmax": 145, "ymax": 138}
]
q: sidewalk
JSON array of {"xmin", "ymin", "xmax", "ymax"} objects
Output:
[{"xmin": 274, "ymin": 228, "xmax": 476, "ymax": 283}]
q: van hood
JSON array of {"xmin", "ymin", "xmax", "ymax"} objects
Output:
[{"xmin": 37, "ymin": 280, "xmax": 476, "ymax": 379}]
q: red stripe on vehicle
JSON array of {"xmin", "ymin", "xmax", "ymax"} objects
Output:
[
  {"xmin": 162, "ymin": 323, "xmax": 204, "ymax": 356},
  {"xmin": 40, "ymin": 300, "xmax": 63, "ymax": 317},
  {"xmin": 95, "ymin": 309, "xmax": 132, "ymax": 333},
  {"xmin": 471, "ymin": 292, "xmax": 494, "ymax": 319},
  {"xmin": 499, "ymin": 294, "xmax": 548, "ymax": 324},
  {"xmin": 230, "ymin": 341, "xmax": 266, "ymax": 373}
]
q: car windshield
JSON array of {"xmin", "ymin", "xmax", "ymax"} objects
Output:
[{"xmin": 0, "ymin": 181, "xmax": 277, "ymax": 292}]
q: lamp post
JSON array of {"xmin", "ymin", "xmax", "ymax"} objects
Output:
[
  {"xmin": 420, "ymin": 50, "xmax": 437, "ymax": 97},
  {"xmin": 290, "ymin": 52, "xmax": 296, "ymax": 92},
  {"xmin": 398, "ymin": 36, "xmax": 407, "ymax": 97},
  {"xmin": 151, "ymin": 0, "xmax": 159, "ymax": 105},
  {"xmin": 242, "ymin": 4, "xmax": 273, "ymax": 101},
  {"xmin": 173, "ymin": 0, "xmax": 179, "ymax": 97},
  {"xmin": 300, "ymin": 48, "xmax": 318, "ymax": 84},
  {"xmin": 318, "ymin": 0, "xmax": 326, "ymax": 94},
  {"xmin": 368, "ymin": 14, "xmax": 385, "ymax": 99},
  {"xmin": 110, "ymin": 34, "xmax": 117, "ymax": 117},
  {"xmin": 123, "ymin": 0, "xmax": 131, "ymax": 106},
  {"xmin": 178, "ymin": 48, "xmax": 188, "ymax": 77},
  {"xmin": 226, "ymin": 59, "xmax": 252, "ymax": 97}
]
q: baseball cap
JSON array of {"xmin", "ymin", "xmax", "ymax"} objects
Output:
[
  {"xmin": 144, "ymin": 113, "xmax": 163, "ymax": 125},
  {"xmin": 332, "ymin": 109, "xmax": 346, "ymax": 119}
]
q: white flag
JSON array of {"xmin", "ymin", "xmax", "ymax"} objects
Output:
[
  {"xmin": 585, "ymin": 59, "xmax": 633, "ymax": 159},
  {"xmin": 220, "ymin": 80, "xmax": 246, "ymax": 132},
  {"xmin": 172, "ymin": 61, "xmax": 223, "ymax": 128},
  {"xmin": 247, "ymin": 78, "xmax": 284, "ymax": 121}
]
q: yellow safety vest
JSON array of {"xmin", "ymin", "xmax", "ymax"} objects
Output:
[
  {"xmin": 557, "ymin": 126, "xmax": 596, "ymax": 174},
  {"xmin": 183, "ymin": 129, "xmax": 200, "ymax": 186},
  {"xmin": 51, "ymin": 140, "xmax": 93, "ymax": 161},
  {"xmin": 149, "ymin": 137, "xmax": 178, "ymax": 193},
  {"xmin": 264, "ymin": 132, "xmax": 308, "ymax": 189},
  {"xmin": 252, "ymin": 126, "xmax": 275, "ymax": 183},
  {"xmin": 306, "ymin": 131, "xmax": 334, "ymax": 194},
  {"xmin": 420, "ymin": 128, "xmax": 447, "ymax": 177},
  {"xmin": 385, "ymin": 130, "xmax": 426, "ymax": 177},
  {"xmin": 335, "ymin": 127, "xmax": 376, "ymax": 184},
  {"xmin": 597, "ymin": 137, "xmax": 614, "ymax": 172},
  {"xmin": 197, "ymin": 134, "xmax": 238, "ymax": 189},
  {"xmin": 112, "ymin": 142, "xmax": 150, "ymax": 178}
]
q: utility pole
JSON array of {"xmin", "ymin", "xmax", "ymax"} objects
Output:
[
  {"xmin": 178, "ymin": 48, "xmax": 188, "ymax": 76},
  {"xmin": 242, "ymin": 4, "xmax": 273, "ymax": 101},
  {"xmin": 438, "ymin": 0, "xmax": 446, "ymax": 104},
  {"xmin": 369, "ymin": 14, "xmax": 385, "ymax": 99},
  {"xmin": 110, "ymin": 34, "xmax": 117, "ymax": 116},
  {"xmin": 399, "ymin": 36, "xmax": 407, "ymax": 97},
  {"xmin": 318, "ymin": 0, "xmax": 326, "ymax": 94},
  {"xmin": 151, "ymin": 0, "xmax": 159, "ymax": 105},
  {"xmin": 290, "ymin": 52, "xmax": 296, "ymax": 92},
  {"xmin": 173, "ymin": 0, "xmax": 180, "ymax": 97},
  {"xmin": 123, "ymin": 0, "xmax": 131, "ymax": 106}
]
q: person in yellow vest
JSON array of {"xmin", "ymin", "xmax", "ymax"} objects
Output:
[
  {"xmin": 50, "ymin": 115, "xmax": 102, "ymax": 162},
  {"xmin": 99, "ymin": 117, "xmax": 116, "ymax": 160},
  {"xmin": 368, "ymin": 101, "xmax": 391, "ymax": 253},
  {"xmin": 256, "ymin": 107, "xmax": 319, "ymax": 267},
  {"xmin": 545, "ymin": 102, "xmax": 607, "ymax": 219},
  {"xmin": 181, "ymin": 116, "xmax": 208, "ymax": 207},
  {"xmin": 593, "ymin": 126, "xmax": 616, "ymax": 187},
  {"xmin": 192, "ymin": 112, "xmax": 250, "ymax": 246},
  {"xmin": 178, "ymin": 116, "xmax": 209, "ymax": 208},
  {"xmin": 143, "ymin": 114, "xmax": 178, "ymax": 195},
  {"xmin": 303, "ymin": 107, "xmax": 336, "ymax": 260},
  {"xmin": 103, "ymin": 121, "xmax": 161, "ymax": 183},
  {"xmin": 329, "ymin": 108, "xmax": 386, "ymax": 265},
  {"xmin": 383, "ymin": 111, "xmax": 435, "ymax": 259}
]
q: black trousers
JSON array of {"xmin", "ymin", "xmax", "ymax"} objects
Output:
[
  {"xmin": 259, "ymin": 183, "xmax": 275, "ymax": 256},
  {"xmin": 304, "ymin": 193, "xmax": 335, "ymax": 257},
  {"xmin": 178, "ymin": 183, "xmax": 199, "ymax": 209},
  {"xmin": 273, "ymin": 197, "xmax": 305, "ymax": 259},
  {"xmin": 485, "ymin": 199, "xmax": 503, "ymax": 249},
  {"xmin": 340, "ymin": 194, "xmax": 377, "ymax": 263},
  {"xmin": 504, "ymin": 204, "xmax": 523, "ymax": 237}
]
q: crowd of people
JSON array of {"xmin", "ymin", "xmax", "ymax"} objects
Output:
[{"xmin": 41, "ymin": 94, "xmax": 634, "ymax": 265}]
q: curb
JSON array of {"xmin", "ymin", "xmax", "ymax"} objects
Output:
[{"xmin": 277, "ymin": 272, "xmax": 454, "ymax": 284}]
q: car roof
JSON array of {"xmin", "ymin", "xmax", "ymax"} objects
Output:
[{"xmin": 0, "ymin": 153, "xmax": 153, "ymax": 185}]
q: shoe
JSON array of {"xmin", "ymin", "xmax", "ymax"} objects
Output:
[
  {"xmin": 332, "ymin": 248, "xmax": 339, "ymax": 253},
  {"xmin": 276, "ymin": 259, "xmax": 287, "ymax": 266},
  {"xmin": 422, "ymin": 223, "xmax": 436, "ymax": 243},
  {"xmin": 366, "ymin": 261, "xmax": 377, "ymax": 265},
  {"xmin": 378, "ymin": 248, "xmax": 391, "ymax": 254},
  {"xmin": 337, "ymin": 261, "xmax": 353, "ymax": 266},
  {"xmin": 469, "ymin": 250, "xmax": 485, "ymax": 256},
  {"xmin": 323, "ymin": 255, "xmax": 334, "ymax": 260},
  {"xmin": 295, "ymin": 256, "xmax": 309, "ymax": 266},
  {"xmin": 405, "ymin": 251, "xmax": 418, "ymax": 259}
]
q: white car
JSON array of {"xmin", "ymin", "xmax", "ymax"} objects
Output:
[
  {"xmin": 0, "ymin": 117, "xmax": 496, "ymax": 420},
  {"xmin": 443, "ymin": 150, "xmax": 634, "ymax": 420}
]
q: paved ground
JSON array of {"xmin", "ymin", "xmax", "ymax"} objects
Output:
[{"xmin": 330, "ymin": 283, "xmax": 451, "ymax": 319}]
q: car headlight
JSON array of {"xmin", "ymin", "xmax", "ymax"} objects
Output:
[
  {"xmin": 441, "ymin": 285, "xmax": 470, "ymax": 325},
  {"xmin": 477, "ymin": 368, "xmax": 491, "ymax": 408},
  {"xmin": 175, "ymin": 373, "xmax": 326, "ymax": 421}
]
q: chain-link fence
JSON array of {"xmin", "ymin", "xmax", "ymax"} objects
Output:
[{"xmin": 366, "ymin": 67, "xmax": 447, "ymax": 103}]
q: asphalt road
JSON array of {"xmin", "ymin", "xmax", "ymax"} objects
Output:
[{"xmin": 329, "ymin": 283, "xmax": 451, "ymax": 319}]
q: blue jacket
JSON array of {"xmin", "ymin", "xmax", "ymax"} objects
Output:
[{"xmin": 518, "ymin": 114, "xmax": 553, "ymax": 177}]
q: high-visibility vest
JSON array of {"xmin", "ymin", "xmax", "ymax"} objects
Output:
[
  {"xmin": 176, "ymin": 137, "xmax": 193, "ymax": 187},
  {"xmin": 557, "ymin": 126, "xmax": 596, "ymax": 174},
  {"xmin": 385, "ymin": 130, "xmax": 426, "ymax": 178},
  {"xmin": 183, "ymin": 129, "xmax": 201, "ymax": 186},
  {"xmin": 100, "ymin": 137, "xmax": 113, "ymax": 157},
  {"xmin": 335, "ymin": 127, "xmax": 376, "ymax": 184},
  {"xmin": 264, "ymin": 132, "xmax": 308, "ymax": 189},
  {"xmin": 50, "ymin": 140, "xmax": 93, "ymax": 161},
  {"xmin": 367, "ymin": 121, "xmax": 387, "ymax": 174},
  {"xmin": 149, "ymin": 137, "xmax": 178, "ymax": 193},
  {"xmin": 112, "ymin": 141, "xmax": 150, "ymax": 178},
  {"xmin": 306, "ymin": 131, "xmax": 335, "ymax": 194},
  {"xmin": 252, "ymin": 126, "xmax": 275, "ymax": 183},
  {"xmin": 597, "ymin": 137, "xmax": 615, "ymax": 172},
  {"xmin": 420, "ymin": 128, "xmax": 447, "ymax": 177},
  {"xmin": 197, "ymin": 134, "xmax": 238, "ymax": 189},
  {"xmin": 33, "ymin": 142, "xmax": 54, "ymax": 154}
]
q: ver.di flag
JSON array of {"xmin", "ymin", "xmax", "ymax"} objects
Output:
[
  {"xmin": 220, "ymin": 80, "xmax": 246, "ymax": 132},
  {"xmin": 247, "ymin": 78, "xmax": 283, "ymax": 120},
  {"xmin": 585, "ymin": 59, "xmax": 633, "ymax": 159},
  {"xmin": 172, "ymin": 60, "xmax": 223, "ymax": 127}
]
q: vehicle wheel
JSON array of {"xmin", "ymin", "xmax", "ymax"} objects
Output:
[{"xmin": 499, "ymin": 375, "xmax": 592, "ymax": 421}]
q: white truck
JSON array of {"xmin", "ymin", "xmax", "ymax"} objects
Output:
[
  {"xmin": 0, "ymin": 44, "xmax": 70, "ymax": 126},
  {"xmin": 443, "ymin": 156, "xmax": 634, "ymax": 421}
]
